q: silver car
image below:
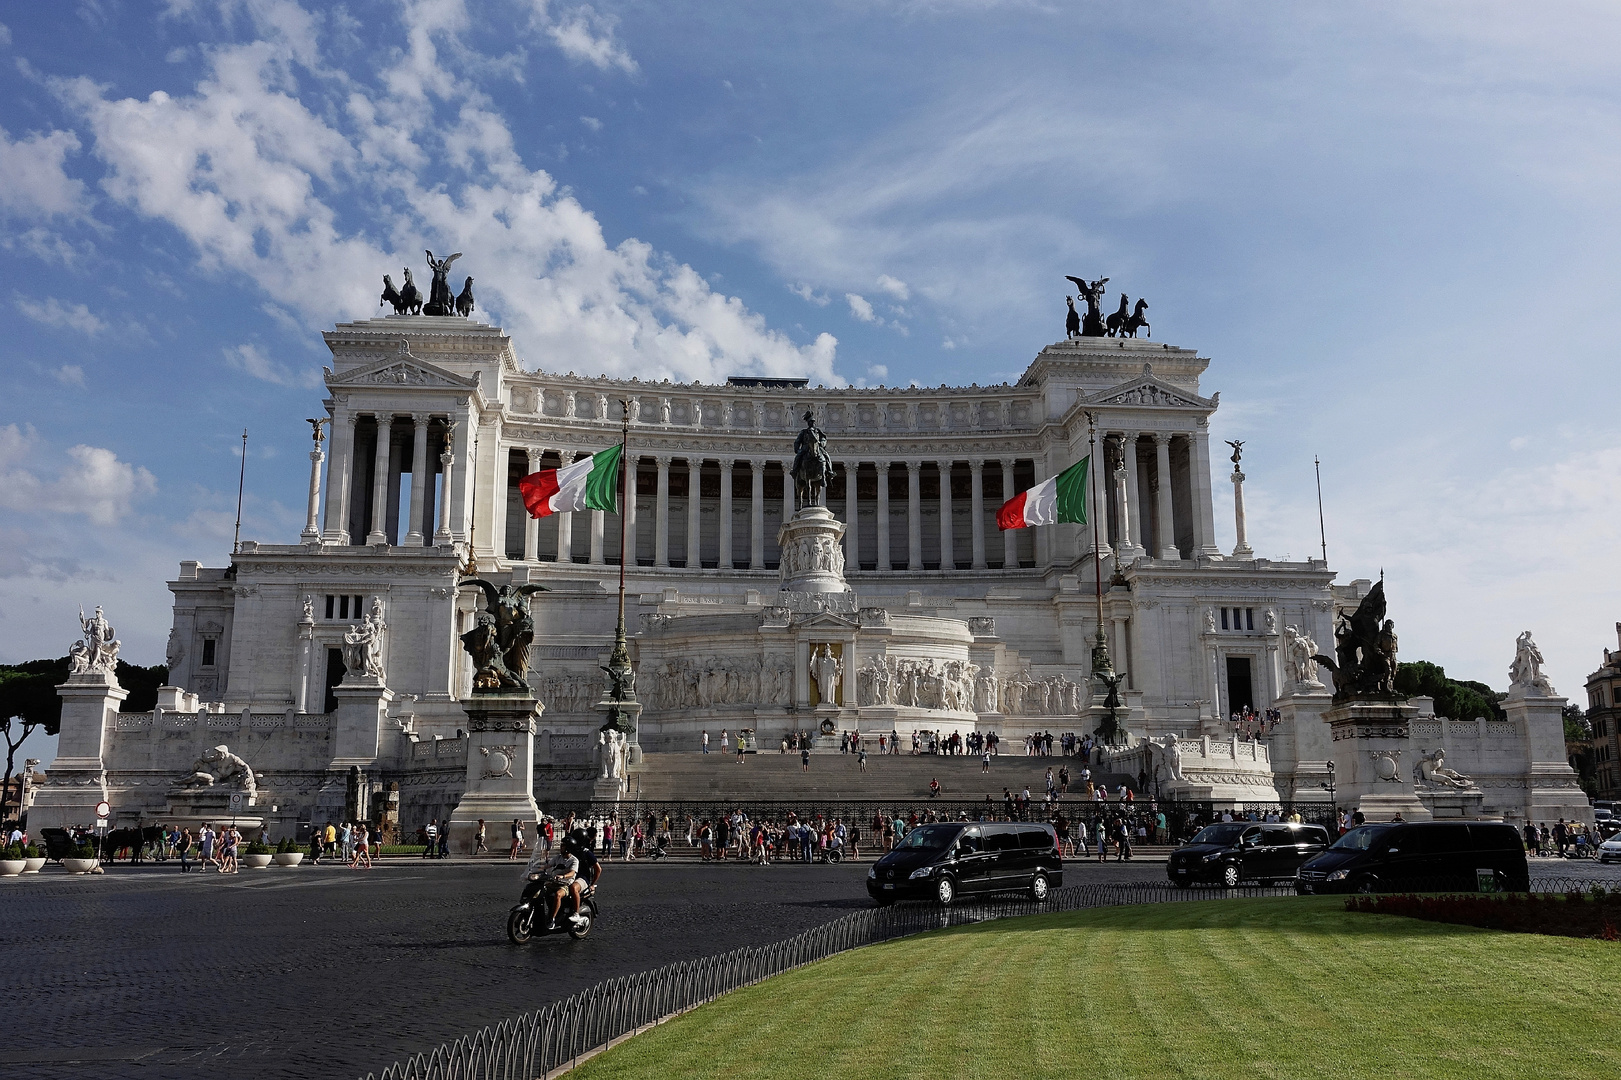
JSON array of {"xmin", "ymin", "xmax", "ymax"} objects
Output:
[{"xmin": 1598, "ymin": 834, "xmax": 1621, "ymax": 865}]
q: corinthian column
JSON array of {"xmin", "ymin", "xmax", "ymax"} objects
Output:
[
  {"xmin": 302, "ymin": 423, "xmax": 326, "ymax": 543},
  {"xmin": 876, "ymin": 462, "xmax": 891, "ymax": 571},
  {"xmin": 655, "ymin": 455, "xmax": 671, "ymax": 568},
  {"xmin": 749, "ymin": 458, "xmax": 765, "ymax": 569},
  {"xmin": 1153, "ymin": 432, "xmax": 1177, "ymax": 560},
  {"xmin": 685, "ymin": 458, "xmax": 702, "ymax": 567},
  {"xmin": 435, "ymin": 431, "xmax": 455, "ymax": 545},
  {"xmin": 844, "ymin": 460, "xmax": 860, "ymax": 568},
  {"xmin": 367, "ymin": 416, "xmax": 393, "ymax": 545},
  {"xmin": 1001, "ymin": 460, "xmax": 1017, "ymax": 568},
  {"xmin": 522, "ymin": 447, "xmax": 540, "ymax": 563},
  {"xmin": 969, "ymin": 459, "xmax": 985, "ymax": 570},
  {"xmin": 718, "ymin": 460, "xmax": 734, "ymax": 569},
  {"xmin": 906, "ymin": 461, "xmax": 923, "ymax": 571},
  {"xmin": 322, "ymin": 406, "xmax": 354, "ymax": 544},
  {"xmin": 937, "ymin": 460, "xmax": 954, "ymax": 571},
  {"xmin": 1231, "ymin": 458, "xmax": 1254, "ymax": 558},
  {"xmin": 405, "ymin": 414, "xmax": 431, "ymax": 546}
]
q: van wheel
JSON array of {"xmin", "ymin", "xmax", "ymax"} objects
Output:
[
  {"xmin": 935, "ymin": 875, "xmax": 956, "ymax": 906},
  {"xmin": 1221, "ymin": 864, "xmax": 1240, "ymax": 888},
  {"xmin": 1029, "ymin": 873, "xmax": 1049, "ymax": 902}
]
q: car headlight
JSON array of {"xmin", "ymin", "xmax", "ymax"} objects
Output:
[
  {"xmin": 1326, "ymin": 869, "xmax": 1348, "ymax": 882},
  {"xmin": 909, "ymin": 867, "xmax": 933, "ymax": 880},
  {"xmin": 867, "ymin": 867, "xmax": 877, "ymax": 879},
  {"xmin": 1202, "ymin": 852, "xmax": 1222, "ymax": 862}
]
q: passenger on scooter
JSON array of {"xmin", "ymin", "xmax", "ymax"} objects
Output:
[{"xmin": 562, "ymin": 827, "xmax": 602, "ymax": 916}]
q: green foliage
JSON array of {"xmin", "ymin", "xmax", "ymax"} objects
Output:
[
  {"xmin": 245, "ymin": 840, "xmax": 273, "ymax": 855},
  {"xmin": 70, "ymin": 843, "xmax": 98, "ymax": 859},
  {"xmin": 115, "ymin": 661, "xmax": 169, "ymax": 713},
  {"xmin": 2, "ymin": 843, "xmax": 23, "ymax": 860},
  {"xmin": 24, "ymin": 843, "xmax": 40, "ymax": 858},
  {"xmin": 0, "ymin": 657, "xmax": 169, "ymax": 733},
  {"xmin": 1395, "ymin": 660, "xmax": 1505, "ymax": 721},
  {"xmin": 276, "ymin": 837, "xmax": 298, "ymax": 854},
  {"xmin": 1563, "ymin": 704, "xmax": 1590, "ymax": 742}
]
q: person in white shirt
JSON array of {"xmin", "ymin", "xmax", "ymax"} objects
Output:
[{"xmin": 526, "ymin": 846, "xmax": 587, "ymax": 930}]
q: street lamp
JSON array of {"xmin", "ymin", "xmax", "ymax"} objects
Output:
[{"xmin": 1321, "ymin": 761, "xmax": 1337, "ymax": 828}]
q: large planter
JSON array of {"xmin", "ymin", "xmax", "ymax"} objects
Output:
[
  {"xmin": 0, "ymin": 859, "xmax": 24, "ymax": 877},
  {"xmin": 241, "ymin": 853, "xmax": 274, "ymax": 869},
  {"xmin": 63, "ymin": 857, "xmax": 99, "ymax": 874},
  {"xmin": 23, "ymin": 857, "xmax": 47, "ymax": 874},
  {"xmin": 272, "ymin": 852, "xmax": 304, "ymax": 867}
]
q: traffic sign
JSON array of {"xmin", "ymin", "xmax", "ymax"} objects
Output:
[
  {"xmin": 95, "ymin": 800, "xmax": 110, "ymax": 818},
  {"xmin": 229, "ymin": 793, "xmax": 244, "ymax": 811}
]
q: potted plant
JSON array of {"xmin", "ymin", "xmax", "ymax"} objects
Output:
[
  {"xmin": 241, "ymin": 840, "xmax": 275, "ymax": 869},
  {"xmin": 23, "ymin": 843, "xmax": 47, "ymax": 874},
  {"xmin": 63, "ymin": 842, "xmax": 100, "ymax": 875},
  {"xmin": 0, "ymin": 843, "xmax": 25, "ymax": 877},
  {"xmin": 272, "ymin": 837, "xmax": 304, "ymax": 867}
]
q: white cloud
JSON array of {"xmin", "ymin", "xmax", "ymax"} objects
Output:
[
  {"xmin": 789, "ymin": 282, "xmax": 830, "ymax": 306},
  {"xmin": 532, "ymin": 1, "xmax": 638, "ymax": 74},
  {"xmin": 875, "ymin": 274, "xmax": 910, "ymax": 300},
  {"xmin": 0, "ymin": 22, "xmax": 11, "ymax": 47},
  {"xmin": 0, "ymin": 424, "xmax": 157, "ymax": 525},
  {"xmin": 0, "ymin": 125, "xmax": 89, "ymax": 219},
  {"xmin": 580, "ymin": 115, "xmax": 602, "ymax": 132},
  {"xmin": 55, "ymin": 364, "xmax": 86, "ymax": 387},
  {"xmin": 54, "ymin": 4, "xmax": 834, "ymax": 386},
  {"xmin": 224, "ymin": 343, "xmax": 322, "ymax": 388},
  {"xmin": 16, "ymin": 295, "xmax": 106, "ymax": 335},
  {"xmin": 846, "ymin": 292, "xmax": 876, "ymax": 322}
]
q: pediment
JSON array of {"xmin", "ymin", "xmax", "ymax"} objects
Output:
[
  {"xmin": 1084, "ymin": 364, "xmax": 1216, "ymax": 410},
  {"xmin": 325, "ymin": 340, "xmax": 481, "ymax": 391}
]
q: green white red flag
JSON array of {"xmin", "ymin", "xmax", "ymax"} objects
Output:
[
  {"xmin": 519, "ymin": 444, "xmax": 622, "ymax": 518},
  {"xmin": 996, "ymin": 455, "xmax": 1088, "ymax": 529}
]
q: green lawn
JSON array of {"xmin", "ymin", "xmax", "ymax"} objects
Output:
[{"xmin": 570, "ymin": 897, "xmax": 1617, "ymax": 1080}]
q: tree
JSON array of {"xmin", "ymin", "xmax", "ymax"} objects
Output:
[
  {"xmin": 0, "ymin": 657, "xmax": 166, "ymax": 825},
  {"xmin": 1394, "ymin": 660, "xmax": 1506, "ymax": 721}
]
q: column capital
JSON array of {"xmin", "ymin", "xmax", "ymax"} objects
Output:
[
  {"xmin": 968, "ymin": 459, "xmax": 984, "ymax": 472},
  {"xmin": 937, "ymin": 458, "xmax": 954, "ymax": 471},
  {"xmin": 719, "ymin": 459, "xmax": 734, "ymax": 473},
  {"xmin": 748, "ymin": 457, "xmax": 765, "ymax": 469},
  {"xmin": 345, "ymin": 412, "xmax": 361, "ymax": 427},
  {"xmin": 654, "ymin": 454, "xmax": 672, "ymax": 468},
  {"xmin": 905, "ymin": 460, "xmax": 922, "ymax": 475},
  {"xmin": 412, "ymin": 412, "xmax": 432, "ymax": 428},
  {"xmin": 1152, "ymin": 431, "xmax": 1173, "ymax": 447}
]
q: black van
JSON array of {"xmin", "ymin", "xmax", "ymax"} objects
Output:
[
  {"xmin": 868, "ymin": 822, "xmax": 1064, "ymax": 906},
  {"xmin": 1167, "ymin": 822, "xmax": 1332, "ymax": 887},
  {"xmin": 1295, "ymin": 821, "xmax": 1529, "ymax": 894}
]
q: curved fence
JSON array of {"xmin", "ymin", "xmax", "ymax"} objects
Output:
[{"xmin": 361, "ymin": 876, "xmax": 1608, "ymax": 1080}]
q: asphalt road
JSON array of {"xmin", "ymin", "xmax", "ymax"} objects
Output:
[{"xmin": 9, "ymin": 854, "xmax": 1616, "ymax": 1080}]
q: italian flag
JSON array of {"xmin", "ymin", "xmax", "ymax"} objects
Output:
[
  {"xmin": 996, "ymin": 456, "xmax": 1089, "ymax": 530},
  {"xmin": 518, "ymin": 444, "xmax": 622, "ymax": 518}
]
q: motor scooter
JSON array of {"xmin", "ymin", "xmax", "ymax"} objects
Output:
[{"xmin": 507, "ymin": 876, "xmax": 598, "ymax": 943}]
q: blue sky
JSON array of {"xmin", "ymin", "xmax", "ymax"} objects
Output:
[{"xmin": 3, "ymin": 0, "xmax": 1620, "ymax": 728}]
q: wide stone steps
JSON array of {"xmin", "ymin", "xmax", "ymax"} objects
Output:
[{"xmin": 623, "ymin": 751, "xmax": 1137, "ymax": 803}]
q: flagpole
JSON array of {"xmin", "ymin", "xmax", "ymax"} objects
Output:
[
  {"xmin": 232, "ymin": 428, "xmax": 248, "ymax": 556},
  {"xmin": 602, "ymin": 400, "xmax": 636, "ymax": 737},
  {"xmin": 1086, "ymin": 412, "xmax": 1107, "ymax": 670},
  {"xmin": 617, "ymin": 401, "xmax": 630, "ymax": 634},
  {"xmin": 1314, "ymin": 455, "xmax": 1328, "ymax": 565}
]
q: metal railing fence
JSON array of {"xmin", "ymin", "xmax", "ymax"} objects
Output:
[{"xmin": 360, "ymin": 876, "xmax": 1608, "ymax": 1080}]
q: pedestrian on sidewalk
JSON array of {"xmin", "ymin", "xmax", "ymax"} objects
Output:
[
  {"xmin": 801, "ymin": 746, "xmax": 811, "ymax": 772},
  {"xmin": 423, "ymin": 820, "xmax": 439, "ymax": 859},
  {"xmin": 701, "ymin": 730, "xmax": 709, "ymax": 754},
  {"xmin": 508, "ymin": 818, "xmax": 523, "ymax": 860},
  {"xmin": 721, "ymin": 729, "xmax": 729, "ymax": 754},
  {"xmin": 178, "ymin": 827, "xmax": 194, "ymax": 872},
  {"xmin": 858, "ymin": 747, "xmax": 868, "ymax": 772},
  {"xmin": 475, "ymin": 819, "xmax": 488, "ymax": 856}
]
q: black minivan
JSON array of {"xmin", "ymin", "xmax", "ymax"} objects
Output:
[
  {"xmin": 1296, "ymin": 821, "xmax": 1530, "ymax": 894},
  {"xmin": 1167, "ymin": 822, "xmax": 1332, "ymax": 887},
  {"xmin": 868, "ymin": 822, "xmax": 1064, "ymax": 906}
]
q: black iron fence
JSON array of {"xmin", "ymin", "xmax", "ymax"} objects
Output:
[{"xmin": 359, "ymin": 876, "xmax": 1610, "ymax": 1080}]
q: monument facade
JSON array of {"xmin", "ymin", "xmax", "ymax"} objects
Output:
[{"xmin": 29, "ymin": 261, "xmax": 1590, "ymax": 832}]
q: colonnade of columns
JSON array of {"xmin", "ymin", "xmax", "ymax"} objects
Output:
[
  {"xmin": 494, "ymin": 452, "xmax": 1046, "ymax": 571},
  {"xmin": 1098, "ymin": 429, "xmax": 1221, "ymax": 562},
  {"xmin": 320, "ymin": 411, "xmax": 454, "ymax": 547}
]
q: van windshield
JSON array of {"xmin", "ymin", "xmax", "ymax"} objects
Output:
[
  {"xmin": 896, "ymin": 824, "xmax": 961, "ymax": 851},
  {"xmin": 1330, "ymin": 825, "xmax": 1392, "ymax": 851},
  {"xmin": 1189, "ymin": 825, "xmax": 1246, "ymax": 846}
]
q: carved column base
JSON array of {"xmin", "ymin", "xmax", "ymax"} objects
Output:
[
  {"xmin": 1324, "ymin": 698, "xmax": 1432, "ymax": 822},
  {"xmin": 448, "ymin": 691, "xmax": 541, "ymax": 856}
]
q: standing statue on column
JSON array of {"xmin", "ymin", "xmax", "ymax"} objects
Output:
[
  {"xmin": 76, "ymin": 605, "xmax": 121, "ymax": 674},
  {"xmin": 1283, "ymin": 624, "xmax": 1321, "ymax": 688},
  {"xmin": 810, "ymin": 644, "xmax": 842, "ymax": 705}
]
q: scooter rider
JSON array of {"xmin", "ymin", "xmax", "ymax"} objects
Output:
[{"xmin": 526, "ymin": 841, "xmax": 588, "ymax": 930}]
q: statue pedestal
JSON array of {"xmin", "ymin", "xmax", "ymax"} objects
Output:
[
  {"xmin": 1324, "ymin": 698, "xmax": 1432, "ymax": 822},
  {"xmin": 330, "ymin": 676, "xmax": 393, "ymax": 768},
  {"xmin": 30, "ymin": 671, "xmax": 125, "ymax": 831},
  {"xmin": 447, "ymin": 691, "xmax": 541, "ymax": 856},
  {"xmin": 1417, "ymin": 788, "xmax": 1488, "ymax": 820},
  {"xmin": 1502, "ymin": 686, "xmax": 1593, "ymax": 824},
  {"xmin": 778, "ymin": 506, "xmax": 849, "ymax": 595},
  {"xmin": 1272, "ymin": 686, "xmax": 1334, "ymax": 804},
  {"xmin": 593, "ymin": 698, "xmax": 643, "ymax": 765}
]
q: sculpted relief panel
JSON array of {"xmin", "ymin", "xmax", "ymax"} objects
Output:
[{"xmin": 645, "ymin": 654, "xmax": 796, "ymax": 710}]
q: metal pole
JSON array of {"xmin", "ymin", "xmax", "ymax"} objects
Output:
[
  {"xmin": 617, "ymin": 401, "xmax": 629, "ymax": 633},
  {"xmin": 1314, "ymin": 455, "xmax": 1327, "ymax": 564},
  {"xmin": 232, "ymin": 429, "xmax": 247, "ymax": 555}
]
